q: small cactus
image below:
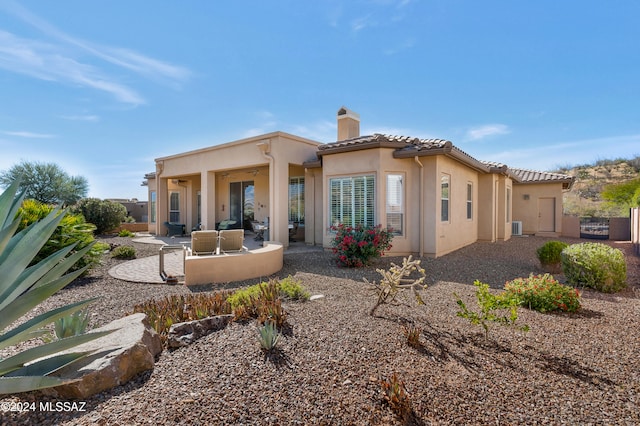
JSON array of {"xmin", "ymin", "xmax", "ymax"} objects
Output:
[{"xmin": 365, "ymin": 256, "xmax": 427, "ymax": 316}]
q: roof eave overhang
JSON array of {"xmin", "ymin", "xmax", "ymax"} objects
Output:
[
  {"xmin": 317, "ymin": 140, "xmax": 406, "ymax": 156},
  {"xmin": 394, "ymin": 143, "xmax": 491, "ymax": 174},
  {"xmin": 513, "ymin": 178, "xmax": 575, "ymax": 190},
  {"xmin": 303, "ymin": 158, "xmax": 322, "ymax": 169}
]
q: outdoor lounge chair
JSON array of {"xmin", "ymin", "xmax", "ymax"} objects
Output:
[
  {"xmin": 219, "ymin": 229, "xmax": 244, "ymax": 252},
  {"xmin": 190, "ymin": 230, "xmax": 218, "ymax": 255}
]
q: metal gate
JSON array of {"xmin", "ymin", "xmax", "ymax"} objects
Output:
[{"xmin": 580, "ymin": 217, "xmax": 609, "ymax": 240}]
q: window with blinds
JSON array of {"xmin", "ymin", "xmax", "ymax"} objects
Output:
[
  {"xmin": 329, "ymin": 175, "xmax": 375, "ymax": 228},
  {"xmin": 386, "ymin": 173, "xmax": 404, "ymax": 235},
  {"xmin": 289, "ymin": 177, "xmax": 304, "ymax": 223}
]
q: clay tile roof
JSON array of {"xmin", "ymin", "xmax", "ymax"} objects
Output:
[
  {"xmin": 317, "ymin": 133, "xmax": 407, "ymax": 153},
  {"xmin": 509, "ymin": 167, "xmax": 575, "ymax": 186}
]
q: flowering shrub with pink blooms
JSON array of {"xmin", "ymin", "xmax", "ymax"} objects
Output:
[
  {"xmin": 504, "ymin": 273, "xmax": 581, "ymax": 313},
  {"xmin": 330, "ymin": 224, "xmax": 393, "ymax": 267}
]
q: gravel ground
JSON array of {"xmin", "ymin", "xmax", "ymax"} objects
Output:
[{"xmin": 1, "ymin": 236, "xmax": 639, "ymax": 425}]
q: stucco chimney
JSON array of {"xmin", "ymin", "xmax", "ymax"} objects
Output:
[{"xmin": 337, "ymin": 106, "xmax": 360, "ymax": 140}]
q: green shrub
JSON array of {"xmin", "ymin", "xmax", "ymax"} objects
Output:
[
  {"xmin": 504, "ymin": 274, "xmax": 581, "ymax": 313},
  {"xmin": 111, "ymin": 245, "xmax": 136, "ymax": 259},
  {"xmin": 118, "ymin": 229, "xmax": 135, "ymax": 237},
  {"xmin": 536, "ymin": 241, "xmax": 569, "ymax": 265},
  {"xmin": 278, "ymin": 276, "xmax": 310, "ymax": 301},
  {"xmin": 227, "ymin": 276, "xmax": 309, "ymax": 308},
  {"xmin": 330, "ymin": 223, "xmax": 393, "ymax": 267},
  {"xmin": 17, "ymin": 199, "xmax": 101, "ymax": 273},
  {"xmin": 454, "ymin": 281, "xmax": 529, "ymax": 340},
  {"xmin": 561, "ymin": 243, "xmax": 627, "ymax": 293},
  {"xmin": 73, "ymin": 198, "xmax": 127, "ymax": 234}
]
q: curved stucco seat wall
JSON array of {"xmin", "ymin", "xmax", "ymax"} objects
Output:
[{"xmin": 184, "ymin": 242, "xmax": 284, "ymax": 286}]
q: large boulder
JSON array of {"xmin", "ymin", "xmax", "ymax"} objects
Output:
[
  {"xmin": 168, "ymin": 314, "xmax": 233, "ymax": 348},
  {"xmin": 41, "ymin": 313, "xmax": 162, "ymax": 399}
]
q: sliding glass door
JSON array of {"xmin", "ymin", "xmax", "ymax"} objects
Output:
[{"xmin": 229, "ymin": 181, "xmax": 254, "ymax": 229}]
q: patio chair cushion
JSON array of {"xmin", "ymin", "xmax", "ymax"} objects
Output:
[
  {"xmin": 219, "ymin": 229, "xmax": 244, "ymax": 252},
  {"xmin": 191, "ymin": 230, "xmax": 218, "ymax": 255}
]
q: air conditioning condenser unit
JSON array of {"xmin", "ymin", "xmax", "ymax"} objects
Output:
[{"xmin": 512, "ymin": 221, "xmax": 523, "ymax": 236}]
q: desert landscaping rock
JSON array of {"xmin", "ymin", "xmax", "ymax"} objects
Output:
[
  {"xmin": 167, "ymin": 314, "xmax": 234, "ymax": 348},
  {"xmin": 39, "ymin": 313, "xmax": 162, "ymax": 399},
  {"xmin": 1, "ymin": 235, "xmax": 638, "ymax": 425}
]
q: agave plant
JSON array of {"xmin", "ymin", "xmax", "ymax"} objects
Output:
[{"xmin": 0, "ymin": 179, "xmax": 111, "ymax": 394}]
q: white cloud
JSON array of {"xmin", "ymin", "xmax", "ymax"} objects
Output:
[
  {"xmin": 351, "ymin": 14, "xmax": 375, "ymax": 32},
  {"xmin": 2, "ymin": 130, "xmax": 55, "ymax": 138},
  {"xmin": 466, "ymin": 124, "xmax": 510, "ymax": 141},
  {"xmin": 0, "ymin": 1, "xmax": 190, "ymax": 104},
  {"xmin": 289, "ymin": 120, "xmax": 336, "ymax": 142}
]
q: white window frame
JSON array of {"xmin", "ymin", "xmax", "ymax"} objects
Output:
[
  {"xmin": 441, "ymin": 174, "xmax": 450, "ymax": 222},
  {"xmin": 386, "ymin": 173, "xmax": 404, "ymax": 235},
  {"xmin": 169, "ymin": 191, "xmax": 180, "ymax": 223},
  {"xmin": 150, "ymin": 191, "xmax": 157, "ymax": 224},
  {"xmin": 466, "ymin": 182, "xmax": 473, "ymax": 220},
  {"xmin": 329, "ymin": 175, "xmax": 375, "ymax": 228},
  {"xmin": 506, "ymin": 187, "xmax": 512, "ymax": 223},
  {"xmin": 289, "ymin": 176, "xmax": 305, "ymax": 224}
]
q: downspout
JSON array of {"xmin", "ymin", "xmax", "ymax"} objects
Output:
[
  {"xmin": 414, "ymin": 156, "xmax": 424, "ymax": 257},
  {"xmin": 257, "ymin": 140, "xmax": 274, "ymax": 241}
]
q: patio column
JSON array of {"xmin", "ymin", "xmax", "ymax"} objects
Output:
[
  {"xmin": 201, "ymin": 171, "xmax": 216, "ymax": 230},
  {"xmin": 157, "ymin": 177, "xmax": 169, "ymax": 235}
]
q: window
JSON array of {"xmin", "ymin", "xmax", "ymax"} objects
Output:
[
  {"xmin": 169, "ymin": 191, "xmax": 180, "ymax": 223},
  {"xmin": 289, "ymin": 177, "xmax": 304, "ymax": 223},
  {"xmin": 506, "ymin": 187, "xmax": 511, "ymax": 222},
  {"xmin": 386, "ymin": 173, "xmax": 404, "ymax": 235},
  {"xmin": 329, "ymin": 175, "xmax": 375, "ymax": 228},
  {"xmin": 196, "ymin": 191, "xmax": 201, "ymax": 226},
  {"xmin": 466, "ymin": 182, "xmax": 473, "ymax": 220},
  {"xmin": 441, "ymin": 174, "xmax": 450, "ymax": 222},
  {"xmin": 150, "ymin": 191, "xmax": 156, "ymax": 224}
]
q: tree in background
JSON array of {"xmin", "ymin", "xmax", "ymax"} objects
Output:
[
  {"xmin": 0, "ymin": 161, "xmax": 89, "ymax": 206},
  {"xmin": 601, "ymin": 178, "xmax": 640, "ymax": 214},
  {"xmin": 18, "ymin": 199, "xmax": 105, "ymax": 272},
  {"xmin": 73, "ymin": 198, "xmax": 127, "ymax": 234}
]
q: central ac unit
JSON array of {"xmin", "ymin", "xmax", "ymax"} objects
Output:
[{"xmin": 512, "ymin": 221, "xmax": 523, "ymax": 236}]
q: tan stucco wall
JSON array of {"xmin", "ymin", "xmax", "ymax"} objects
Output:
[
  {"xmin": 561, "ymin": 215, "xmax": 580, "ymax": 238},
  {"xmin": 151, "ymin": 132, "xmax": 320, "ymax": 247},
  {"xmin": 430, "ymin": 156, "xmax": 480, "ymax": 257},
  {"xmin": 184, "ymin": 242, "xmax": 283, "ymax": 286},
  {"xmin": 147, "ymin": 176, "xmax": 158, "ymax": 234},
  {"xmin": 512, "ymin": 183, "xmax": 565, "ymax": 235},
  {"xmin": 477, "ymin": 174, "xmax": 498, "ymax": 242},
  {"xmin": 318, "ymin": 150, "xmax": 483, "ymax": 257}
]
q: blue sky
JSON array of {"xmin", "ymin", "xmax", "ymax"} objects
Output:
[{"xmin": 1, "ymin": 0, "xmax": 639, "ymax": 201}]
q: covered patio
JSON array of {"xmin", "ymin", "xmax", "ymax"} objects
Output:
[{"xmin": 145, "ymin": 132, "xmax": 319, "ymax": 250}]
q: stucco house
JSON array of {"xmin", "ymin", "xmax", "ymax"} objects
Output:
[{"xmin": 145, "ymin": 107, "xmax": 574, "ymax": 257}]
